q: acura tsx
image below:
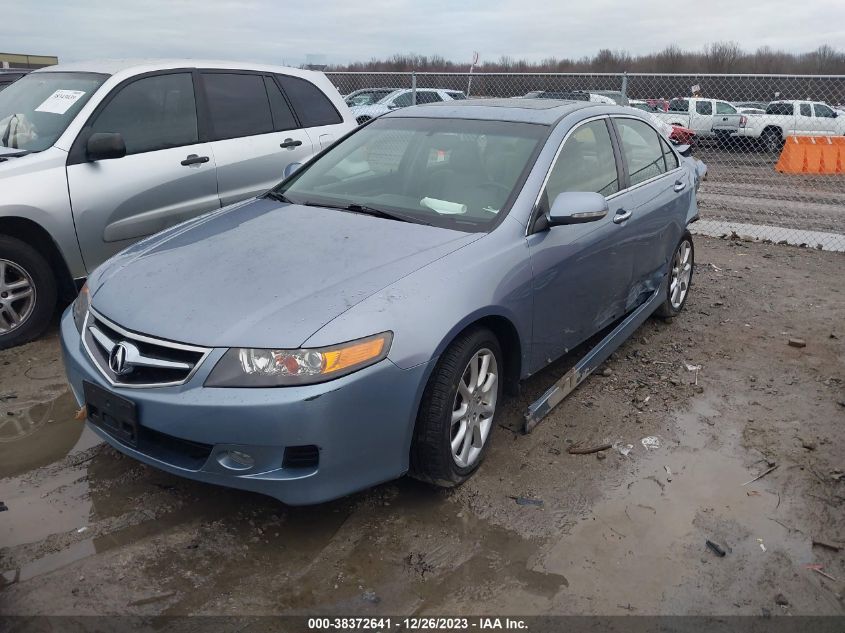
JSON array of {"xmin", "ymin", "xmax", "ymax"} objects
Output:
[{"xmin": 60, "ymin": 98, "xmax": 705, "ymax": 504}]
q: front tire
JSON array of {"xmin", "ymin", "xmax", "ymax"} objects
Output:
[
  {"xmin": 655, "ymin": 234, "xmax": 694, "ymax": 318},
  {"xmin": 0, "ymin": 236, "xmax": 57, "ymax": 350},
  {"xmin": 410, "ymin": 327, "xmax": 502, "ymax": 487}
]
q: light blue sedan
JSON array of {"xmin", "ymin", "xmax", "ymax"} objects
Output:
[{"xmin": 61, "ymin": 98, "xmax": 705, "ymax": 504}]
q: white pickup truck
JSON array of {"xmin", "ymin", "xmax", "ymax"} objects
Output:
[
  {"xmin": 732, "ymin": 100, "xmax": 845, "ymax": 151},
  {"xmin": 654, "ymin": 98, "xmax": 744, "ymax": 139}
]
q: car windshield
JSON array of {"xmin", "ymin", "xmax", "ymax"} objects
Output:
[
  {"xmin": 0, "ymin": 71, "xmax": 106, "ymax": 152},
  {"xmin": 277, "ymin": 117, "xmax": 547, "ymax": 232},
  {"xmin": 347, "ymin": 90, "xmax": 396, "ymax": 107}
]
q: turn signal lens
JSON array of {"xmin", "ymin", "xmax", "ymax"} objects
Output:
[{"xmin": 205, "ymin": 332, "xmax": 393, "ymax": 387}]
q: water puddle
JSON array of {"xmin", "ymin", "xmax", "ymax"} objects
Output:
[{"xmin": 532, "ymin": 394, "xmax": 812, "ymax": 614}]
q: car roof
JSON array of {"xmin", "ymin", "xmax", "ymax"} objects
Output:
[
  {"xmin": 32, "ymin": 59, "xmax": 324, "ymax": 81},
  {"xmin": 384, "ymin": 98, "xmax": 604, "ymax": 124}
]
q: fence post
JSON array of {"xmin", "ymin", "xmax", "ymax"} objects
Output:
[
  {"xmin": 621, "ymin": 72, "xmax": 628, "ymax": 101},
  {"xmin": 412, "ymin": 71, "xmax": 417, "ymax": 105}
]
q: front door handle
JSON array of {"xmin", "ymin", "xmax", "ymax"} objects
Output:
[
  {"xmin": 673, "ymin": 180, "xmax": 686, "ymax": 192},
  {"xmin": 612, "ymin": 209, "xmax": 633, "ymax": 224},
  {"xmin": 280, "ymin": 138, "xmax": 303, "ymax": 149},
  {"xmin": 181, "ymin": 154, "xmax": 209, "ymax": 166}
]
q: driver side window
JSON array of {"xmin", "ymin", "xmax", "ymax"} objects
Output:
[{"xmin": 540, "ymin": 119, "xmax": 619, "ymax": 213}]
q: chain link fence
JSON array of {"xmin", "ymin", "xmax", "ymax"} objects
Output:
[{"xmin": 327, "ymin": 72, "xmax": 845, "ymax": 251}]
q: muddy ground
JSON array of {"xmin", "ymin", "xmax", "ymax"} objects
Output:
[{"xmin": 0, "ymin": 236, "xmax": 843, "ymax": 617}]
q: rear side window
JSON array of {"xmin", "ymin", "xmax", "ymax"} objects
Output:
[
  {"xmin": 542, "ymin": 119, "xmax": 620, "ymax": 208},
  {"xmin": 715, "ymin": 102, "xmax": 736, "ymax": 114},
  {"xmin": 800, "ymin": 103, "xmax": 812, "ymax": 117},
  {"xmin": 616, "ymin": 118, "xmax": 668, "ymax": 186},
  {"xmin": 695, "ymin": 101, "xmax": 713, "ymax": 115},
  {"xmin": 90, "ymin": 72, "xmax": 198, "ymax": 155},
  {"xmin": 447, "ymin": 91, "xmax": 466, "ymax": 100},
  {"xmin": 202, "ymin": 73, "xmax": 273, "ymax": 140},
  {"xmin": 276, "ymin": 75, "xmax": 342, "ymax": 127},
  {"xmin": 766, "ymin": 103, "xmax": 793, "ymax": 116},
  {"xmin": 660, "ymin": 137, "xmax": 679, "ymax": 170},
  {"xmin": 263, "ymin": 76, "xmax": 297, "ymax": 131}
]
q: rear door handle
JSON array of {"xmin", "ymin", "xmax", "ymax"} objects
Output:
[
  {"xmin": 280, "ymin": 138, "xmax": 303, "ymax": 149},
  {"xmin": 612, "ymin": 209, "xmax": 632, "ymax": 224},
  {"xmin": 673, "ymin": 180, "xmax": 686, "ymax": 192},
  {"xmin": 181, "ymin": 154, "xmax": 209, "ymax": 166}
]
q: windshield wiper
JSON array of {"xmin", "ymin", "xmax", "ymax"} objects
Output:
[
  {"xmin": 264, "ymin": 190, "xmax": 293, "ymax": 203},
  {"xmin": 304, "ymin": 201, "xmax": 429, "ymax": 225}
]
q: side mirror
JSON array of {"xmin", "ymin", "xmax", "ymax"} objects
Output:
[
  {"xmin": 86, "ymin": 132, "xmax": 126, "ymax": 162},
  {"xmin": 547, "ymin": 192, "xmax": 609, "ymax": 227},
  {"xmin": 387, "ymin": 103, "xmax": 401, "ymax": 110},
  {"xmin": 283, "ymin": 162, "xmax": 302, "ymax": 179}
]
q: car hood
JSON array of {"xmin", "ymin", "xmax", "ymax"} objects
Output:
[{"xmin": 90, "ymin": 198, "xmax": 480, "ymax": 348}]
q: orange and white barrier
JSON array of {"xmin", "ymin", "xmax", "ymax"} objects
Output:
[{"xmin": 776, "ymin": 135, "xmax": 845, "ymax": 175}]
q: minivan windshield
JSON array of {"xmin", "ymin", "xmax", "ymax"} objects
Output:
[
  {"xmin": 0, "ymin": 72, "xmax": 106, "ymax": 152},
  {"xmin": 277, "ymin": 117, "xmax": 547, "ymax": 232}
]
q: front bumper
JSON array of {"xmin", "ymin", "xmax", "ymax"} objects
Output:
[{"xmin": 60, "ymin": 307, "xmax": 432, "ymax": 505}]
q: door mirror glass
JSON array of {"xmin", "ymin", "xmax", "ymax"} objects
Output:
[
  {"xmin": 86, "ymin": 132, "xmax": 126, "ymax": 161},
  {"xmin": 548, "ymin": 192, "xmax": 608, "ymax": 226},
  {"xmin": 283, "ymin": 162, "xmax": 302, "ymax": 179}
]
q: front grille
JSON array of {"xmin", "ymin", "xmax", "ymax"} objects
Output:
[{"xmin": 83, "ymin": 309, "xmax": 210, "ymax": 387}]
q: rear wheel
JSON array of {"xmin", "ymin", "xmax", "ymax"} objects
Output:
[
  {"xmin": 0, "ymin": 236, "xmax": 57, "ymax": 349},
  {"xmin": 655, "ymin": 235, "xmax": 694, "ymax": 318},
  {"xmin": 410, "ymin": 327, "xmax": 502, "ymax": 487},
  {"xmin": 762, "ymin": 128, "xmax": 783, "ymax": 153}
]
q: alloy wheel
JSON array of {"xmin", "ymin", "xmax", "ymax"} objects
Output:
[
  {"xmin": 450, "ymin": 348, "xmax": 498, "ymax": 468},
  {"xmin": 0, "ymin": 259, "xmax": 37, "ymax": 334},
  {"xmin": 669, "ymin": 240, "xmax": 692, "ymax": 309}
]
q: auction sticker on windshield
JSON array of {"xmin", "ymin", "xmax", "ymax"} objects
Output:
[{"xmin": 35, "ymin": 89, "xmax": 86, "ymax": 115}]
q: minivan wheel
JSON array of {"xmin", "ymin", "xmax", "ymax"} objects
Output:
[
  {"xmin": 0, "ymin": 236, "xmax": 57, "ymax": 350},
  {"xmin": 410, "ymin": 327, "xmax": 502, "ymax": 487},
  {"xmin": 655, "ymin": 235, "xmax": 694, "ymax": 319}
]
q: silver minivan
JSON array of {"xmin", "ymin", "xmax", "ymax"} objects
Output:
[{"xmin": 0, "ymin": 60, "xmax": 355, "ymax": 348}]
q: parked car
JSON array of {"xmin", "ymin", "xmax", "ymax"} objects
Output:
[
  {"xmin": 733, "ymin": 100, "xmax": 845, "ymax": 151},
  {"xmin": 0, "ymin": 70, "xmax": 28, "ymax": 92},
  {"xmin": 61, "ymin": 98, "xmax": 705, "ymax": 505},
  {"xmin": 344, "ymin": 87, "xmax": 400, "ymax": 107},
  {"xmin": 0, "ymin": 59, "xmax": 355, "ymax": 349},
  {"xmin": 630, "ymin": 102, "xmax": 697, "ymax": 146},
  {"xmin": 736, "ymin": 107, "xmax": 765, "ymax": 115},
  {"xmin": 654, "ymin": 98, "xmax": 744, "ymax": 139},
  {"xmin": 349, "ymin": 88, "xmax": 466, "ymax": 125},
  {"xmin": 524, "ymin": 90, "xmax": 621, "ymax": 105}
]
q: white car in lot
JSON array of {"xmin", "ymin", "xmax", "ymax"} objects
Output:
[
  {"xmin": 0, "ymin": 59, "xmax": 355, "ymax": 348},
  {"xmin": 349, "ymin": 88, "xmax": 466, "ymax": 125},
  {"xmin": 733, "ymin": 100, "xmax": 845, "ymax": 151},
  {"xmin": 653, "ymin": 97, "xmax": 744, "ymax": 138}
]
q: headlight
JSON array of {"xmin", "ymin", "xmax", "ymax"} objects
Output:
[
  {"xmin": 205, "ymin": 332, "xmax": 393, "ymax": 387},
  {"xmin": 72, "ymin": 282, "xmax": 91, "ymax": 333}
]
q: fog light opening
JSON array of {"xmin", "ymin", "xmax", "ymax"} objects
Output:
[{"xmin": 217, "ymin": 450, "xmax": 255, "ymax": 471}]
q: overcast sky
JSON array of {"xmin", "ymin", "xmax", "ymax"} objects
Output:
[{"xmin": 5, "ymin": 0, "xmax": 844, "ymax": 67}]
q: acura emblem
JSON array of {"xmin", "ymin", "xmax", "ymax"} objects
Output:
[{"xmin": 108, "ymin": 342, "xmax": 133, "ymax": 376}]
